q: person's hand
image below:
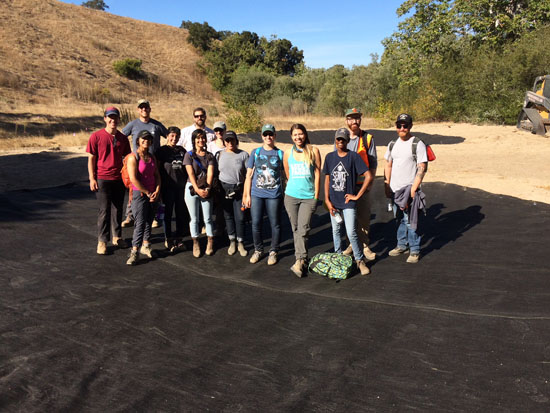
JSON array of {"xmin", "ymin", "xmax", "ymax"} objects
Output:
[
  {"xmin": 149, "ymin": 189, "xmax": 160, "ymax": 202},
  {"xmin": 198, "ymin": 188, "xmax": 210, "ymax": 199},
  {"xmin": 411, "ymin": 188, "xmax": 416, "ymax": 199},
  {"xmin": 89, "ymin": 179, "xmax": 98, "ymax": 192},
  {"xmin": 242, "ymin": 194, "xmax": 251, "ymax": 209},
  {"xmin": 325, "ymin": 200, "xmax": 334, "ymax": 215},
  {"xmin": 344, "ymin": 194, "xmax": 358, "ymax": 203}
]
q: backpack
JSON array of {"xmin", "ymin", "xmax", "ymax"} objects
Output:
[
  {"xmin": 308, "ymin": 252, "xmax": 354, "ymax": 280},
  {"xmin": 388, "ymin": 136, "xmax": 436, "ymax": 167},
  {"xmin": 121, "ymin": 153, "xmax": 139, "ymax": 188}
]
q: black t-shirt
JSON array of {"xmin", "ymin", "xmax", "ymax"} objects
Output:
[{"xmin": 155, "ymin": 145, "xmax": 187, "ymax": 188}]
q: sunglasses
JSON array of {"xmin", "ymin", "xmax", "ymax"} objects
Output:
[
  {"xmin": 396, "ymin": 123, "xmax": 410, "ymax": 129},
  {"xmin": 263, "ymin": 132, "xmax": 274, "ymax": 137},
  {"xmin": 194, "ymin": 114, "xmax": 206, "ymax": 119}
]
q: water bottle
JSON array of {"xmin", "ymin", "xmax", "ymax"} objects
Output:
[{"xmin": 332, "ymin": 209, "xmax": 343, "ymax": 224}]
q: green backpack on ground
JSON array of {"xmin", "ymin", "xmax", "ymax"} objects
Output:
[{"xmin": 308, "ymin": 252, "xmax": 354, "ymax": 280}]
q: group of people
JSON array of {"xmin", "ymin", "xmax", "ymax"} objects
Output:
[{"xmin": 86, "ymin": 100, "xmax": 428, "ymax": 277}]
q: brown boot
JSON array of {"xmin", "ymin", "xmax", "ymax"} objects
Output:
[
  {"xmin": 192, "ymin": 238, "xmax": 201, "ymax": 258},
  {"xmin": 205, "ymin": 236, "xmax": 214, "ymax": 256}
]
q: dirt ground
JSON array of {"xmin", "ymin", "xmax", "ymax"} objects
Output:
[{"xmin": 1, "ymin": 122, "xmax": 549, "ymax": 205}]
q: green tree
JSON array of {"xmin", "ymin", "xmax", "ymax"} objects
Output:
[
  {"xmin": 260, "ymin": 36, "xmax": 304, "ymax": 76},
  {"xmin": 314, "ymin": 65, "xmax": 349, "ymax": 115},
  {"xmin": 81, "ymin": 0, "xmax": 108, "ymax": 10},
  {"xmin": 225, "ymin": 66, "xmax": 274, "ymax": 106},
  {"xmin": 180, "ymin": 20, "xmax": 221, "ymax": 53}
]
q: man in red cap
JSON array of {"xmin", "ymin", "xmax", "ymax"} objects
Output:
[{"xmin": 86, "ymin": 107, "xmax": 131, "ymax": 255}]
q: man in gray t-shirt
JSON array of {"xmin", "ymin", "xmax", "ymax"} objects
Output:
[
  {"xmin": 121, "ymin": 99, "xmax": 168, "ymax": 226},
  {"xmin": 384, "ymin": 113, "xmax": 428, "ymax": 263}
]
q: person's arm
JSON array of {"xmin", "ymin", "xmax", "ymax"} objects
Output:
[
  {"xmin": 128, "ymin": 155, "xmax": 151, "ymax": 197},
  {"xmin": 324, "ymin": 174, "xmax": 335, "ymax": 216},
  {"xmin": 149, "ymin": 156, "xmax": 161, "ymax": 202},
  {"xmin": 346, "ymin": 170, "xmax": 373, "ymax": 203},
  {"xmin": 313, "ymin": 147, "xmax": 321, "ymax": 200},
  {"xmin": 242, "ymin": 168, "xmax": 254, "ymax": 208},
  {"xmin": 283, "ymin": 149, "xmax": 290, "ymax": 181},
  {"xmin": 384, "ymin": 159, "xmax": 393, "ymax": 199},
  {"xmin": 88, "ymin": 154, "xmax": 98, "ymax": 192},
  {"xmin": 411, "ymin": 162, "xmax": 427, "ymax": 198},
  {"xmin": 185, "ymin": 164, "xmax": 209, "ymax": 199}
]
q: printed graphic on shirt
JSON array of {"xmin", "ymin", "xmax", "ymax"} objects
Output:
[
  {"xmin": 255, "ymin": 154, "xmax": 280, "ymax": 190},
  {"xmin": 331, "ymin": 162, "xmax": 349, "ymax": 192},
  {"xmin": 290, "ymin": 162, "xmax": 311, "ymax": 179}
]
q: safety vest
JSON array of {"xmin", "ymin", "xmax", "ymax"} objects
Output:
[{"xmin": 356, "ymin": 130, "xmax": 373, "ymax": 185}]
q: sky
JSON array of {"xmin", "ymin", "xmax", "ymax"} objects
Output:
[{"xmin": 60, "ymin": 0, "xmax": 407, "ymax": 69}]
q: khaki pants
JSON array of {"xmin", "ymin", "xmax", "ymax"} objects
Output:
[{"xmin": 355, "ymin": 188, "xmax": 371, "ymax": 248}]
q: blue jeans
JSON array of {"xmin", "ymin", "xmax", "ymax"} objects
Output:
[
  {"xmin": 251, "ymin": 196, "xmax": 282, "ymax": 253},
  {"xmin": 184, "ymin": 182, "xmax": 214, "ymax": 238},
  {"xmin": 330, "ymin": 207, "xmax": 363, "ymax": 261},
  {"xmin": 393, "ymin": 204, "xmax": 421, "ymax": 254},
  {"xmin": 223, "ymin": 193, "xmax": 245, "ymax": 242}
]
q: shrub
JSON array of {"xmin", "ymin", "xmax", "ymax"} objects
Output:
[
  {"xmin": 113, "ymin": 58, "xmax": 144, "ymax": 80},
  {"xmin": 226, "ymin": 104, "xmax": 263, "ymax": 133}
]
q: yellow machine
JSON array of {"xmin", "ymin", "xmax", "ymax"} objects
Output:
[{"xmin": 517, "ymin": 75, "xmax": 550, "ymax": 136}]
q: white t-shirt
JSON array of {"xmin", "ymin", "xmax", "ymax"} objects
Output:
[
  {"xmin": 177, "ymin": 125, "xmax": 215, "ymax": 151},
  {"xmin": 384, "ymin": 136, "xmax": 427, "ymax": 192}
]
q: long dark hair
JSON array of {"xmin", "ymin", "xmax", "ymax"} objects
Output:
[{"xmin": 191, "ymin": 129, "xmax": 206, "ymax": 152}]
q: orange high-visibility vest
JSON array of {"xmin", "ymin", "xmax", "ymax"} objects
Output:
[{"xmin": 356, "ymin": 130, "xmax": 373, "ymax": 185}]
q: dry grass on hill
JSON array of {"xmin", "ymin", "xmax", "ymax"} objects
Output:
[{"xmin": 0, "ymin": 0, "xmax": 216, "ymax": 105}]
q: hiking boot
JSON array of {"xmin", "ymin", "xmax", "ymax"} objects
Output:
[
  {"xmin": 389, "ymin": 246, "xmax": 408, "ymax": 256},
  {"xmin": 205, "ymin": 237, "xmax": 215, "ymax": 256},
  {"xmin": 112, "ymin": 237, "xmax": 128, "ymax": 249},
  {"xmin": 192, "ymin": 238, "xmax": 201, "ymax": 258},
  {"xmin": 121, "ymin": 216, "xmax": 134, "ymax": 228},
  {"xmin": 342, "ymin": 245, "xmax": 353, "ymax": 256},
  {"xmin": 249, "ymin": 250, "xmax": 262, "ymax": 264},
  {"xmin": 406, "ymin": 253, "xmax": 420, "ymax": 264},
  {"xmin": 267, "ymin": 251, "xmax": 278, "ymax": 266},
  {"xmin": 238, "ymin": 242, "xmax": 247, "ymax": 257},
  {"xmin": 152, "ymin": 219, "xmax": 161, "ymax": 228},
  {"xmin": 97, "ymin": 241, "xmax": 107, "ymax": 255},
  {"xmin": 140, "ymin": 243, "xmax": 156, "ymax": 259},
  {"xmin": 126, "ymin": 249, "xmax": 139, "ymax": 265},
  {"xmin": 356, "ymin": 259, "xmax": 371, "ymax": 276},
  {"xmin": 290, "ymin": 259, "xmax": 305, "ymax": 278},
  {"xmin": 228, "ymin": 240, "xmax": 237, "ymax": 256},
  {"xmin": 363, "ymin": 246, "xmax": 376, "ymax": 261}
]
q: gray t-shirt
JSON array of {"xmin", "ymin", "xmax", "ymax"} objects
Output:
[
  {"xmin": 122, "ymin": 118, "xmax": 167, "ymax": 154},
  {"xmin": 384, "ymin": 136, "xmax": 427, "ymax": 192},
  {"xmin": 217, "ymin": 149, "xmax": 249, "ymax": 185}
]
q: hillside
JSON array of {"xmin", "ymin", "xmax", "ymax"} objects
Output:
[{"xmin": 0, "ymin": 0, "xmax": 217, "ymax": 105}]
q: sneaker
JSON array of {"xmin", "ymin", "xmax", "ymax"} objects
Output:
[
  {"xmin": 356, "ymin": 259, "xmax": 371, "ymax": 276},
  {"xmin": 389, "ymin": 246, "xmax": 408, "ymax": 256},
  {"xmin": 249, "ymin": 250, "xmax": 262, "ymax": 264},
  {"xmin": 152, "ymin": 219, "xmax": 161, "ymax": 228},
  {"xmin": 112, "ymin": 237, "xmax": 128, "ymax": 249},
  {"xmin": 228, "ymin": 240, "xmax": 237, "ymax": 256},
  {"xmin": 238, "ymin": 242, "xmax": 248, "ymax": 257},
  {"xmin": 267, "ymin": 251, "xmax": 278, "ymax": 266},
  {"xmin": 363, "ymin": 246, "xmax": 376, "ymax": 261},
  {"xmin": 406, "ymin": 253, "xmax": 420, "ymax": 264},
  {"xmin": 121, "ymin": 217, "xmax": 134, "ymax": 228},
  {"xmin": 97, "ymin": 241, "xmax": 107, "ymax": 255},
  {"xmin": 290, "ymin": 259, "xmax": 305, "ymax": 277},
  {"xmin": 126, "ymin": 249, "xmax": 139, "ymax": 266},
  {"xmin": 342, "ymin": 245, "xmax": 353, "ymax": 256},
  {"xmin": 140, "ymin": 243, "xmax": 156, "ymax": 259}
]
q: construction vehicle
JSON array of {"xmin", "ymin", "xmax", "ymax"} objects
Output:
[{"xmin": 517, "ymin": 75, "xmax": 550, "ymax": 136}]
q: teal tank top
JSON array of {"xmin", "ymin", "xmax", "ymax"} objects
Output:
[{"xmin": 285, "ymin": 147, "xmax": 315, "ymax": 199}]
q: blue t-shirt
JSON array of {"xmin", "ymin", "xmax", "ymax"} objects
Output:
[
  {"xmin": 322, "ymin": 151, "xmax": 368, "ymax": 210},
  {"xmin": 122, "ymin": 118, "xmax": 168, "ymax": 154},
  {"xmin": 246, "ymin": 147, "xmax": 283, "ymax": 199}
]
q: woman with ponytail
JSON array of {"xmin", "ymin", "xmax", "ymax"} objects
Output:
[{"xmin": 283, "ymin": 124, "xmax": 321, "ymax": 277}]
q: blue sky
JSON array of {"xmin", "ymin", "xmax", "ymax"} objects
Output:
[{"xmin": 61, "ymin": 0, "xmax": 406, "ymax": 68}]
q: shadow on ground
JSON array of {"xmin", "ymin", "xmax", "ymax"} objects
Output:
[
  {"xmin": 0, "ymin": 112, "xmax": 104, "ymax": 137},
  {"xmin": 1, "ymin": 169, "xmax": 549, "ymax": 410}
]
